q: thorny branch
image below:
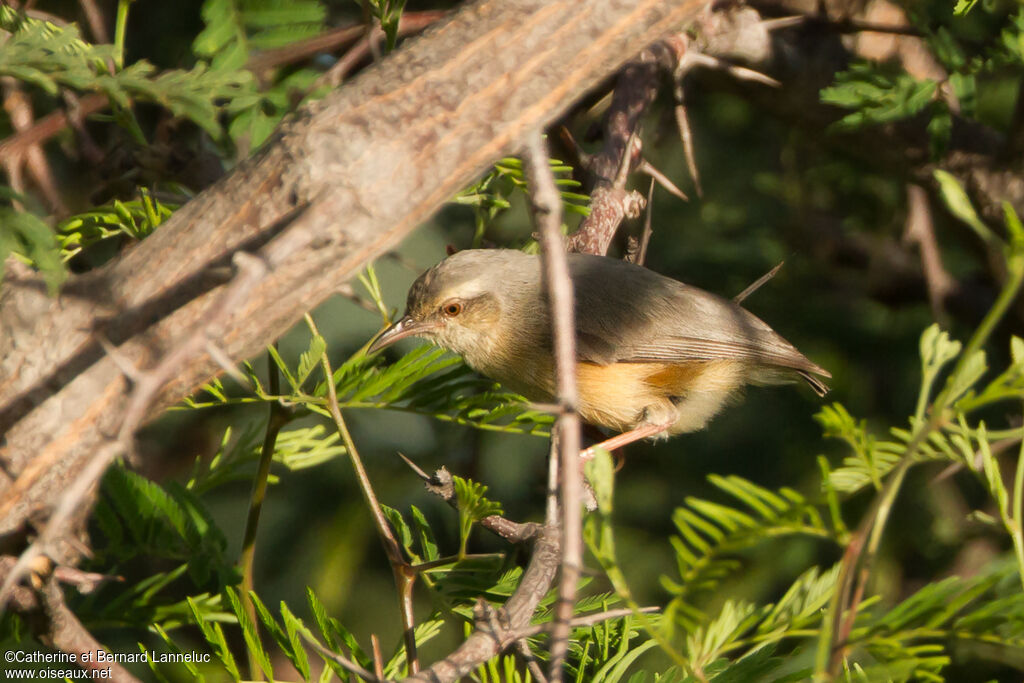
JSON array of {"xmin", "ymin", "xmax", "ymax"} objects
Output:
[{"xmin": 0, "ymin": 250, "xmax": 271, "ymax": 610}]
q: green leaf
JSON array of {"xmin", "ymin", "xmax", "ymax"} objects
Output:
[
  {"xmin": 224, "ymin": 587, "xmax": 273, "ymax": 679},
  {"xmin": 821, "ymin": 62, "xmax": 937, "ymax": 131},
  {"xmin": 934, "ymin": 170, "xmax": 1001, "ymax": 247},
  {"xmin": 0, "ymin": 208, "xmax": 66, "ymax": 294},
  {"xmin": 453, "ymin": 476, "xmax": 503, "ymax": 556}
]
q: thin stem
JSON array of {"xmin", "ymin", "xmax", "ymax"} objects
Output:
[
  {"xmin": 1010, "ymin": 409, "xmax": 1024, "ymax": 590},
  {"xmin": 113, "ymin": 0, "xmax": 131, "ymax": 69},
  {"xmin": 308, "ymin": 314, "xmax": 419, "ymax": 674},
  {"xmin": 522, "ymin": 130, "xmax": 581, "ymax": 683},
  {"xmin": 818, "ymin": 245, "xmax": 1024, "ymax": 678},
  {"xmin": 238, "ymin": 346, "xmax": 288, "ymax": 682}
]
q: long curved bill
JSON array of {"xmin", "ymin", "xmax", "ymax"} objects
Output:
[{"xmin": 367, "ymin": 316, "xmax": 437, "ymax": 354}]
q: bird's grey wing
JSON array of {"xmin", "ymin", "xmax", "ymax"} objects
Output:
[{"xmin": 568, "ymin": 254, "xmax": 828, "ymax": 377}]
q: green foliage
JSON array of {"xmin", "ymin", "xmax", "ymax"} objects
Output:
[
  {"xmin": 193, "ymin": 0, "xmax": 330, "ymax": 148},
  {"xmin": 662, "ymin": 475, "xmax": 837, "ymax": 626},
  {"xmin": 183, "ymin": 319, "xmax": 555, "ymax": 436},
  {"xmin": 453, "ymin": 475, "xmax": 503, "ymax": 557},
  {"xmin": 821, "ymin": 62, "xmax": 938, "ymax": 131},
  {"xmin": 365, "ymin": 0, "xmax": 407, "ymax": 52},
  {"xmin": 0, "ymin": 206, "xmax": 65, "ymax": 292},
  {"xmin": 5, "ymin": 5, "xmax": 1024, "ymax": 680},
  {"xmin": 184, "ymin": 422, "xmax": 346, "ymax": 495},
  {"xmin": 193, "ymin": 0, "xmax": 327, "ymax": 67},
  {"xmin": 94, "ymin": 465, "xmax": 233, "ymax": 585},
  {"xmin": 821, "ymin": 7, "xmax": 1024, "ymax": 158},
  {"xmin": 57, "ymin": 189, "xmax": 175, "ymax": 261},
  {"xmin": 0, "ymin": 7, "xmax": 251, "ymax": 138},
  {"xmin": 454, "ymin": 156, "xmax": 590, "ymax": 246}
]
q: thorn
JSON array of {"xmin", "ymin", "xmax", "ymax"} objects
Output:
[
  {"xmin": 636, "ymin": 159, "xmax": 688, "ymax": 201},
  {"xmin": 613, "ymin": 130, "xmax": 639, "ymax": 188},
  {"xmin": 205, "ymin": 341, "xmax": 253, "ymax": 389},
  {"xmin": 397, "ymin": 452, "xmax": 432, "ymax": 482},
  {"xmin": 95, "ymin": 333, "xmax": 143, "ymax": 382},
  {"xmin": 673, "ymin": 99, "xmax": 703, "ymax": 199},
  {"xmin": 760, "ymin": 15, "xmax": 806, "ymax": 31},
  {"xmin": 637, "ymin": 177, "xmax": 655, "ymax": 266},
  {"xmin": 734, "ymin": 261, "xmax": 785, "ymax": 304}
]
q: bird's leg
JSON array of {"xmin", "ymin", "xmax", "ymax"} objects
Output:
[{"xmin": 579, "ymin": 420, "xmax": 673, "ymax": 461}]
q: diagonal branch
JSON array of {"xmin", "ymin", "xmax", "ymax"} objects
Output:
[{"xmin": 0, "ymin": 0, "xmax": 709, "ymax": 571}]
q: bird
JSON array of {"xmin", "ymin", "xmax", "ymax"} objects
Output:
[{"xmin": 368, "ymin": 249, "xmax": 830, "ymax": 453}]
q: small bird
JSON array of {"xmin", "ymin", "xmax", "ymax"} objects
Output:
[{"xmin": 368, "ymin": 249, "xmax": 829, "ymax": 452}]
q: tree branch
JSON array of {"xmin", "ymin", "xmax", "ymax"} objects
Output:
[{"xmin": 0, "ymin": 0, "xmax": 709, "ymax": 568}]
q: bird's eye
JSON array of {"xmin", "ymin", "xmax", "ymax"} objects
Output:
[{"xmin": 441, "ymin": 301, "xmax": 463, "ymax": 317}]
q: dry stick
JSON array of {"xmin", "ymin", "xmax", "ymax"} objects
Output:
[
  {"xmin": 238, "ymin": 346, "xmax": 290, "ymax": 682},
  {"xmin": 77, "ymin": 0, "xmax": 109, "ymax": 42},
  {"xmin": 635, "ymin": 178, "xmax": 655, "ymax": 266},
  {"xmin": 522, "ymin": 131, "xmax": 581, "ymax": 683},
  {"xmin": 399, "ymin": 457, "xmax": 541, "ymax": 544},
  {"xmin": 1, "ymin": 78, "xmax": 66, "ymax": 214},
  {"xmin": 313, "ymin": 315, "xmax": 420, "ymax": 675},
  {"xmin": 672, "ymin": 95, "xmax": 702, "ymax": 199},
  {"xmin": 510, "ymin": 606, "xmax": 661, "ymax": 641},
  {"xmin": 514, "ymin": 637, "xmax": 549, "ymax": 683},
  {"xmin": 371, "ymin": 634, "xmax": 386, "ymax": 681},
  {"xmin": 567, "ymin": 45, "xmax": 673, "ymax": 256},
  {"xmin": 316, "ymin": 11, "xmax": 447, "ymax": 90},
  {"xmin": 404, "ymin": 437, "xmax": 564, "ymax": 681},
  {"xmin": 0, "ymin": 251, "xmax": 269, "ymax": 611},
  {"xmin": 636, "ymin": 158, "xmax": 688, "ymax": 202},
  {"xmin": 40, "ymin": 580, "xmax": 140, "ymax": 683},
  {"xmin": 0, "ymin": 91, "xmax": 105, "ymax": 159},
  {"xmin": 903, "ymin": 184, "xmax": 954, "ymax": 323}
]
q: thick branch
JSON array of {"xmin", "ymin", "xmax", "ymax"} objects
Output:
[{"xmin": 0, "ymin": 0, "xmax": 708, "ymax": 560}]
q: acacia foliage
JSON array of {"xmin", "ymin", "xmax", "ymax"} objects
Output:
[{"xmin": 1, "ymin": 0, "xmax": 1024, "ymax": 681}]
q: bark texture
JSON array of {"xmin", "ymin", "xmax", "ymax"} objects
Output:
[{"xmin": 0, "ymin": 0, "xmax": 707, "ymax": 559}]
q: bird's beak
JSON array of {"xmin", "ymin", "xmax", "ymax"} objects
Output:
[{"xmin": 367, "ymin": 316, "xmax": 437, "ymax": 354}]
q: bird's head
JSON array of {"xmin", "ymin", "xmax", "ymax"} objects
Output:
[{"xmin": 367, "ymin": 250, "xmax": 539, "ymax": 369}]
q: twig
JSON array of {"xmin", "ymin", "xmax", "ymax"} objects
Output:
[
  {"xmin": 522, "ymin": 131, "xmax": 581, "ymax": 683},
  {"xmin": 1, "ymin": 78, "xmax": 66, "ymax": 214},
  {"xmin": 903, "ymin": 184, "xmax": 954, "ymax": 323},
  {"xmin": 238, "ymin": 346, "xmax": 290, "ymax": 681},
  {"xmin": 636, "ymin": 159, "xmax": 688, "ymax": 201},
  {"xmin": 315, "ymin": 11, "xmax": 447, "ymax": 89},
  {"xmin": 514, "ymin": 637, "xmax": 548, "ymax": 683},
  {"xmin": 510, "ymin": 606, "xmax": 661, "ymax": 641},
  {"xmin": 678, "ymin": 52, "xmax": 781, "ymax": 87},
  {"xmin": 673, "ymin": 94, "xmax": 703, "ymax": 198},
  {"xmin": 402, "ymin": 460, "xmax": 541, "ymax": 544},
  {"xmin": 567, "ymin": 45, "xmax": 675, "ymax": 255},
  {"xmin": 39, "ymin": 580, "xmax": 140, "ymax": 683},
  {"xmin": 313, "ymin": 315, "xmax": 419, "ymax": 674},
  {"xmin": 371, "ymin": 634, "xmax": 386, "ymax": 681},
  {"xmin": 636, "ymin": 178, "xmax": 655, "ymax": 266},
  {"xmin": 77, "ymin": 0, "xmax": 110, "ymax": 43},
  {"xmin": 757, "ymin": 12, "xmax": 923, "ymax": 37}
]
